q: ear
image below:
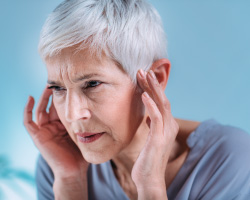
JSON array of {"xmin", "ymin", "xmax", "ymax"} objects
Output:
[{"xmin": 149, "ymin": 59, "xmax": 171, "ymax": 90}]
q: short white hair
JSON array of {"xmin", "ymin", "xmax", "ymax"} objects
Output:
[{"xmin": 39, "ymin": 0, "xmax": 167, "ymax": 84}]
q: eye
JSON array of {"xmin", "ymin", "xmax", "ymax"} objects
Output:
[
  {"xmin": 47, "ymin": 86, "xmax": 65, "ymax": 92},
  {"xmin": 85, "ymin": 81, "xmax": 102, "ymax": 89}
]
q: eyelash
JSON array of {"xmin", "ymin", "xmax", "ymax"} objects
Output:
[{"xmin": 47, "ymin": 81, "xmax": 102, "ymax": 92}]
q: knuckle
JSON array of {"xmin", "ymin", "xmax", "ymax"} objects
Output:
[
  {"xmin": 147, "ymin": 97, "xmax": 156, "ymax": 107},
  {"xmin": 148, "ymin": 101, "xmax": 156, "ymax": 108},
  {"xmin": 151, "ymin": 114, "xmax": 162, "ymax": 123}
]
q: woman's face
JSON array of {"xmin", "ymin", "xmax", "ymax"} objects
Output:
[{"xmin": 46, "ymin": 49, "xmax": 145, "ymax": 164}]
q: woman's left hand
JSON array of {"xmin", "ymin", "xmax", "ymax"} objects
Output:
[{"xmin": 131, "ymin": 69, "xmax": 179, "ymax": 199}]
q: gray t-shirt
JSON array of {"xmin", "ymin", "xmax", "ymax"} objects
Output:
[{"xmin": 36, "ymin": 119, "xmax": 250, "ymax": 200}]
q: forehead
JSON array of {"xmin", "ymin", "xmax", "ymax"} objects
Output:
[{"xmin": 45, "ymin": 48, "xmax": 126, "ymax": 83}]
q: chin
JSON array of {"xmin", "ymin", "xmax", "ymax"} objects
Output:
[{"xmin": 81, "ymin": 150, "xmax": 114, "ymax": 164}]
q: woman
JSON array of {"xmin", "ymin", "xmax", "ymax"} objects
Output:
[{"xmin": 24, "ymin": 0, "xmax": 250, "ymax": 199}]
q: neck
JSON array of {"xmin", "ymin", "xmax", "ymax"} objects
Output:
[
  {"xmin": 111, "ymin": 117, "xmax": 200, "ymax": 177},
  {"xmin": 112, "ymin": 115, "xmax": 149, "ymax": 174}
]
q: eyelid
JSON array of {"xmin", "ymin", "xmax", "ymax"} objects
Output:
[
  {"xmin": 47, "ymin": 86, "xmax": 55, "ymax": 89},
  {"xmin": 47, "ymin": 81, "xmax": 102, "ymax": 90},
  {"xmin": 47, "ymin": 85, "xmax": 65, "ymax": 91},
  {"xmin": 47, "ymin": 85, "xmax": 62, "ymax": 89},
  {"xmin": 83, "ymin": 80, "xmax": 102, "ymax": 89}
]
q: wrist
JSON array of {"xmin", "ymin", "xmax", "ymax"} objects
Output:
[
  {"xmin": 137, "ymin": 187, "xmax": 168, "ymax": 200},
  {"xmin": 54, "ymin": 170, "xmax": 87, "ymax": 182},
  {"xmin": 53, "ymin": 162, "xmax": 89, "ymax": 182},
  {"xmin": 53, "ymin": 174, "xmax": 88, "ymax": 200},
  {"xmin": 136, "ymin": 183, "xmax": 167, "ymax": 200},
  {"xmin": 53, "ymin": 177, "xmax": 88, "ymax": 200},
  {"xmin": 134, "ymin": 177, "xmax": 166, "ymax": 190}
]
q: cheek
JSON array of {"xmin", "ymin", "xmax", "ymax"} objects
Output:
[{"xmin": 101, "ymin": 90, "xmax": 144, "ymax": 142}]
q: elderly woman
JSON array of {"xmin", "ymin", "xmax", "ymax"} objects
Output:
[{"xmin": 24, "ymin": 0, "xmax": 250, "ymax": 199}]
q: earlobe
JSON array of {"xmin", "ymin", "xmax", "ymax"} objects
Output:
[{"xmin": 150, "ymin": 59, "xmax": 171, "ymax": 90}]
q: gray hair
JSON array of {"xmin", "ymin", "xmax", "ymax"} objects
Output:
[{"xmin": 38, "ymin": 0, "xmax": 167, "ymax": 84}]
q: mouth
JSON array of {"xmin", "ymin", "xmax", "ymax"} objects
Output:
[{"xmin": 76, "ymin": 132, "xmax": 105, "ymax": 143}]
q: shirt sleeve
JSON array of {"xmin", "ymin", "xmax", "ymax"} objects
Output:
[{"xmin": 35, "ymin": 155, "xmax": 55, "ymax": 200}]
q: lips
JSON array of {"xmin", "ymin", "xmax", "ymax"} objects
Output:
[{"xmin": 76, "ymin": 132, "xmax": 105, "ymax": 143}]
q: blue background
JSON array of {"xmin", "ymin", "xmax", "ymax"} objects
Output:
[{"xmin": 0, "ymin": 0, "xmax": 249, "ymax": 199}]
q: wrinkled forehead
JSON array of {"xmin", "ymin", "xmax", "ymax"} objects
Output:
[
  {"xmin": 46, "ymin": 47, "xmax": 103, "ymax": 69},
  {"xmin": 45, "ymin": 47, "xmax": 130, "ymax": 84}
]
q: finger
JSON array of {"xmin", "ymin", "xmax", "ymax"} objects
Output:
[
  {"xmin": 146, "ymin": 70, "xmax": 171, "ymax": 121},
  {"xmin": 138, "ymin": 69, "xmax": 171, "ymax": 124},
  {"xmin": 49, "ymin": 97, "xmax": 59, "ymax": 121},
  {"xmin": 35, "ymin": 86, "xmax": 52, "ymax": 126},
  {"xmin": 53, "ymin": 121, "xmax": 66, "ymax": 131},
  {"xmin": 137, "ymin": 70, "xmax": 154, "ymax": 98},
  {"xmin": 43, "ymin": 122, "xmax": 65, "ymax": 135},
  {"xmin": 141, "ymin": 91, "xmax": 163, "ymax": 136},
  {"xmin": 24, "ymin": 96, "xmax": 39, "ymax": 134},
  {"xmin": 145, "ymin": 71, "xmax": 179, "ymax": 141}
]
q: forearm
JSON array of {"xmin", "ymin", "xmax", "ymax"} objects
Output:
[{"xmin": 53, "ymin": 175, "xmax": 88, "ymax": 200}]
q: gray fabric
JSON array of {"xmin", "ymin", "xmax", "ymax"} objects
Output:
[
  {"xmin": 167, "ymin": 119, "xmax": 250, "ymax": 199},
  {"xmin": 36, "ymin": 119, "xmax": 250, "ymax": 200}
]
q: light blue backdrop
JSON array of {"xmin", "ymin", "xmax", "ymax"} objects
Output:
[{"xmin": 0, "ymin": 1, "xmax": 249, "ymax": 199}]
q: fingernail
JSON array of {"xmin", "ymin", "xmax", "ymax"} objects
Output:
[
  {"xmin": 149, "ymin": 70, "xmax": 156, "ymax": 79},
  {"xmin": 139, "ymin": 69, "xmax": 145, "ymax": 78},
  {"xmin": 143, "ymin": 92, "xmax": 149, "ymax": 98}
]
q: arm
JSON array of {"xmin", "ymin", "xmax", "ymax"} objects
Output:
[
  {"xmin": 53, "ymin": 175, "xmax": 88, "ymax": 200},
  {"xmin": 36, "ymin": 155, "xmax": 88, "ymax": 200}
]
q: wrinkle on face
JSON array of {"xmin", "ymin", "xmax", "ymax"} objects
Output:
[{"xmin": 45, "ymin": 48, "xmax": 145, "ymax": 164}]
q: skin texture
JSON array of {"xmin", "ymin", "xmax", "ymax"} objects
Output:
[
  {"xmin": 24, "ymin": 48, "xmax": 200, "ymax": 200},
  {"xmin": 45, "ymin": 49, "xmax": 145, "ymax": 164}
]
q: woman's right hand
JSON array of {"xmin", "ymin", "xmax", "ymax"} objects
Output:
[{"xmin": 23, "ymin": 86, "xmax": 89, "ymax": 180}]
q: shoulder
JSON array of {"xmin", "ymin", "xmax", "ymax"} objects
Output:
[
  {"xmin": 188, "ymin": 119, "xmax": 250, "ymax": 153},
  {"xmin": 204, "ymin": 121, "xmax": 250, "ymax": 178},
  {"xmin": 201, "ymin": 120, "xmax": 250, "ymax": 160},
  {"xmin": 188, "ymin": 119, "xmax": 250, "ymax": 199},
  {"xmin": 189, "ymin": 119, "xmax": 250, "ymax": 172}
]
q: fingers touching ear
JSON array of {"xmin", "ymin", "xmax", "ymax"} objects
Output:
[{"xmin": 150, "ymin": 59, "xmax": 171, "ymax": 90}]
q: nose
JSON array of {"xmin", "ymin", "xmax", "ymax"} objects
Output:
[{"xmin": 65, "ymin": 90, "xmax": 91, "ymax": 122}]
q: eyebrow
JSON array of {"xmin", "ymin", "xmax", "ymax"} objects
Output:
[{"xmin": 47, "ymin": 73, "xmax": 100, "ymax": 85}]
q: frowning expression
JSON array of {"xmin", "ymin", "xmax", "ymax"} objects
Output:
[{"xmin": 46, "ymin": 49, "xmax": 145, "ymax": 164}]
